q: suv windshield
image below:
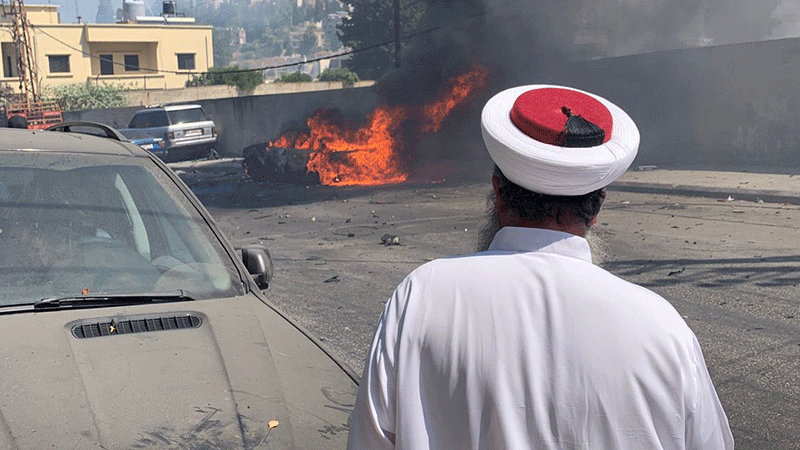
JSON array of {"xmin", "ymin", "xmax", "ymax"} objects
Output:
[
  {"xmin": 0, "ymin": 152, "xmax": 243, "ymax": 306},
  {"xmin": 129, "ymin": 110, "xmax": 169, "ymax": 128},
  {"xmin": 168, "ymin": 108, "xmax": 208, "ymax": 125}
]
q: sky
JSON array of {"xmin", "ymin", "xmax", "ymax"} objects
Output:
[
  {"xmin": 47, "ymin": 0, "xmax": 162, "ymax": 24},
  {"xmin": 47, "ymin": 0, "xmax": 107, "ymax": 23}
]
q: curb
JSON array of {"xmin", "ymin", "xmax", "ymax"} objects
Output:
[{"xmin": 608, "ymin": 181, "xmax": 800, "ymax": 206}]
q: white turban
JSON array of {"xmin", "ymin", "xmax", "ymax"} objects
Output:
[{"xmin": 481, "ymin": 85, "xmax": 639, "ymax": 196}]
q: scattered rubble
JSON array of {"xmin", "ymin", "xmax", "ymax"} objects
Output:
[{"xmin": 381, "ymin": 234, "xmax": 401, "ymax": 246}]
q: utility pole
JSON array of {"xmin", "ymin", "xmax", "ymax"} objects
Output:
[
  {"xmin": 1, "ymin": 0, "xmax": 40, "ymax": 105},
  {"xmin": 393, "ymin": 0, "xmax": 400, "ymax": 68}
]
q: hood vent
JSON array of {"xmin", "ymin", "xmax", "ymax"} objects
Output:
[{"xmin": 72, "ymin": 314, "xmax": 202, "ymax": 339}]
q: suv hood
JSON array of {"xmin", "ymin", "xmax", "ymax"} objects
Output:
[{"xmin": 0, "ymin": 295, "xmax": 356, "ymax": 449}]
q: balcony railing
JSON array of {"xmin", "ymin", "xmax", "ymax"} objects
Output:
[{"xmin": 88, "ymin": 73, "xmax": 167, "ymax": 90}]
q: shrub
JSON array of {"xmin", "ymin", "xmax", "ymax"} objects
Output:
[
  {"xmin": 275, "ymin": 71, "xmax": 313, "ymax": 83},
  {"xmin": 187, "ymin": 66, "xmax": 264, "ymax": 92},
  {"xmin": 43, "ymin": 82, "xmax": 128, "ymax": 112},
  {"xmin": 318, "ymin": 68, "xmax": 360, "ymax": 87}
]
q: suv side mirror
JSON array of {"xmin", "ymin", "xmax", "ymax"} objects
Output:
[{"xmin": 239, "ymin": 244, "xmax": 273, "ymax": 290}]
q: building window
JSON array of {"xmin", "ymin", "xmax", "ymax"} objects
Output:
[
  {"xmin": 124, "ymin": 54, "xmax": 140, "ymax": 72},
  {"xmin": 99, "ymin": 54, "xmax": 114, "ymax": 75},
  {"xmin": 5, "ymin": 55, "xmax": 15, "ymax": 78},
  {"xmin": 177, "ymin": 53, "xmax": 195, "ymax": 70},
  {"xmin": 48, "ymin": 55, "xmax": 70, "ymax": 73}
]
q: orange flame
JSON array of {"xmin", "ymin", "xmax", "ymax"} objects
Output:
[
  {"xmin": 305, "ymin": 105, "xmax": 408, "ymax": 186},
  {"xmin": 422, "ymin": 66, "xmax": 489, "ymax": 133},
  {"xmin": 268, "ymin": 65, "xmax": 489, "ymax": 186}
]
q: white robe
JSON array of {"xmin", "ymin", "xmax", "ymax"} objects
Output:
[{"xmin": 348, "ymin": 227, "xmax": 733, "ymax": 450}]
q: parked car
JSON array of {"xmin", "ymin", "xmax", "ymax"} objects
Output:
[
  {"xmin": 0, "ymin": 124, "xmax": 357, "ymax": 449},
  {"xmin": 118, "ymin": 104, "xmax": 218, "ymax": 162},
  {"xmin": 120, "ymin": 128, "xmax": 166, "ymax": 156}
]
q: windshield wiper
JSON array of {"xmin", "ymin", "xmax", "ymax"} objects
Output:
[{"xmin": 33, "ymin": 290, "xmax": 194, "ymax": 310}]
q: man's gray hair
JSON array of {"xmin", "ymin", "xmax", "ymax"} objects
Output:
[{"xmin": 493, "ymin": 165, "xmax": 606, "ymax": 227}]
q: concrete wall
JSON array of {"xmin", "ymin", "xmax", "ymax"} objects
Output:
[
  {"xmin": 554, "ymin": 37, "xmax": 800, "ymax": 168},
  {"xmin": 124, "ymin": 81, "xmax": 376, "ymax": 106},
  {"xmin": 65, "ymin": 85, "xmax": 380, "ymax": 157}
]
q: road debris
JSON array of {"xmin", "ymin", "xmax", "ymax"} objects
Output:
[
  {"xmin": 381, "ymin": 234, "xmax": 401, "ymax": 246},
  {"xmin": 324, "ymin": 275, "xmax": 340, "ymax": 283},
  {"xmin": 667, "ymin": 267, "xmax": 685, "ymax": 276}
]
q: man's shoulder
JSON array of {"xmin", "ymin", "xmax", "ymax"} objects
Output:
[
  {"xmin": 411, "ymin": 251, "xmax": 679, "ymax": 313},
  {"xmin": 409, "ymin": 250, "xmax": 504, "ymax": 276}
]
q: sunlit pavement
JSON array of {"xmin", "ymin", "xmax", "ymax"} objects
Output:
[{"xmin": 613, "ymin": 167, "xmax": 800, "ymax": 205}]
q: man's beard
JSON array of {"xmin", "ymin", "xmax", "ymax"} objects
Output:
[
  {"xmin": 585, "ymin": 229, "xmax": 608, "ymax": 265},
  {"xmin": 476, "ymin": 190, "xmax": 501, "ymax": 252},
  {"xmin": 475, "ymin": 190, "xmax": 608, "ymax": 264}
]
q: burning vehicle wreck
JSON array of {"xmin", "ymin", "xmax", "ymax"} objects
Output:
[
  {"xmin": 243, "ymin": 143, "xmax": 322, "ymax": 185},
  {"xmin": 242, "ymin": 105, "xmax": 412, "ymax": 187},
  {"xmin": 242, "ymin": 66, "xmax": 489, "ymax": 187}
]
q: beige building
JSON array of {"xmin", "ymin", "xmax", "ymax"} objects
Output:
[{"xmin": 0, "ymin": 4, "xmax": 213, "ymax": 92}]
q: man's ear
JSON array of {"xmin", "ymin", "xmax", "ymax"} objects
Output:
[
  {"xmin": 491, "ymin": 175, "xmax": 506, "ymax": 215},
  {"xmin": 588, "ymin": 189, "xmax": 607, "ymax": 227}
]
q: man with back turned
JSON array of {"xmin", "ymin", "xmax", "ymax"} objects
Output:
[{"xmin": 347, "ymin": 85, "xmax": 734, "ymax": 449}]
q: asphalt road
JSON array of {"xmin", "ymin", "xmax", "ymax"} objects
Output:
[{"xmin": 179, "ymin": 161, "xmax": 799, "ymax": 450}]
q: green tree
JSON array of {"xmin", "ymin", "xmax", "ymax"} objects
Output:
[
  {"xmin": 275, "ymin": 71, "xmax": 313, "ymax": 82},
  {"xmin": 337, "ymin": 0, "xmax": 427, "ymax": 79},
  {"xmin": 318, "ymin": 67, "xmax": 359, "ymax": 87},
  {"xmin": 298, "ymin": 25, "xmax": 319, "ymax": 56},
  {"xmin": 187, "ymin": 66, "xmax": 263, "ymax": 92},
  {"xmin": 43, "ymin": 82, "xmax": 128, "ymax": 112}
]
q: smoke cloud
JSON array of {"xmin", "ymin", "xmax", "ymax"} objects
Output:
[{"xmin": 368, "ymin": 0, "xmax": 800, "ymax": 182}]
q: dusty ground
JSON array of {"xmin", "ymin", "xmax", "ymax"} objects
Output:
[{"xmin": 174, "ymin": 158, "xmax": 494, "ymax": 372}]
